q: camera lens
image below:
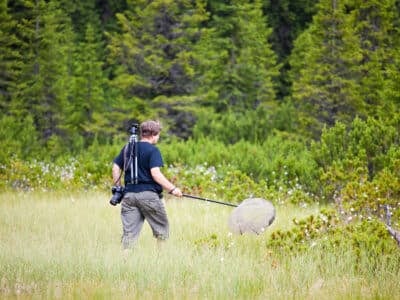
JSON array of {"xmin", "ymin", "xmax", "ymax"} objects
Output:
[{"xmin": 109, "ymin": 186, "xmax": 124, "ymax": 206}]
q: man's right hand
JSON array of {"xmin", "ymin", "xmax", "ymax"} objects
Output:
[{"xmin": 171, "ymin": 187, "xmax": 183, "ymax": 197}]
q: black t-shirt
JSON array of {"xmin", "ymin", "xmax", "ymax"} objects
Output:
[{"xmin": 113, "ymin": 141, "xmax": 163, "ymax": 194}]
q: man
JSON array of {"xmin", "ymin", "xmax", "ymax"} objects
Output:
[{"xmin": 112, "ymin": 120, "xmax": 182, "ymax": 250}]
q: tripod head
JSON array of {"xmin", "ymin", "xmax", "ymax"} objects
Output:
[
  {"xmin": 129, "ymin": 123, "xmax": 139, "ymax": 135},
  {"xmin": 128, "ymin": 123, "xmax": 139, "ymax": 143}
]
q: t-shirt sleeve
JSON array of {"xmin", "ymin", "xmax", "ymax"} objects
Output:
[
  {"xmin": 113, "ymin": 146, "xmax": 125, "ymax": 169},
  {"xmin": 149, "ymin": 147, "xmax": 163, "ymax": 169}
]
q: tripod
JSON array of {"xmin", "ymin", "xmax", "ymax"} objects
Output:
[{"xmin": 125, "ymin": 124, "xmax": 139, "ymax": 185}]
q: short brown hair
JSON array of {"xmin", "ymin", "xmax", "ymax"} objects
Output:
[{"xmin": 140, "ymin": 120, "xmax": 162, "ymax": 137}]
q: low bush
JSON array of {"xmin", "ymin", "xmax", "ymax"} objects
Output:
[
  {"xmin": 268, "ymin": 209, "xmax": 399, "ymax": 262},
  {"xmin": 311, "ymin": 116, "xmax": 400, "ymax": 200},
  {"xmin": 160, "ymin": 131, "xmax": 318, "ymax": 192},
  {"xmin": 1, "ymin": 116, "xmax": 398, "ymax": 220}
]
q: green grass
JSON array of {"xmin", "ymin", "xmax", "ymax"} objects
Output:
[{"xmin": 0, "ymin": 191, "xmax": 398, "ymax": 299}]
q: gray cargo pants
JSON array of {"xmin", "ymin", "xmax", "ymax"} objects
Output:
[{"xmin": 120, "ymin": 191, "xmax": 169, "ymax": 249}]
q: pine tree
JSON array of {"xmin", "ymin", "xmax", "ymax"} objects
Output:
[
  {"xmin": 289, "ymin": 0, "xmax": 364, "ymax": 138},
  {"xmin": 190, "ymin": 0, "xmax": 280, "ymax": 143},
  {"xmin": 67, "ymin": 22, "xmax": 109, "ymax": 146},
  {"xmin": 262, "ymin": 0, "xmax": 317, "ymax": 99},
  {"xmin": 0, "ymin": 0, "xmax": 18, "ymax": 110},
  {"xmin": 0, "ymin": 0, "xmax": 41, "ymax": 159},
  {"xmin": 347, "ymin": 0, "xmax": 400, "ymax": 114},
  {"xmin": 2, "ymin": 0, "xmax": 38, "ymax": 114},
  {"xmin": 263, "ymin": 0, "xmax": 317, "ymax": 61},
  {"xmin": 107, "ymin": 0, "xmax": 208, "ymax": 137},
  {"xmin": 7, "ymin": 0, "xmax": 75, "ymax": 152},
  {"xmin": 195, "ymin": 0, "xmax": 278, "ymax": 112}
]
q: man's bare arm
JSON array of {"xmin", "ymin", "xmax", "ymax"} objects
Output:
[
  {"xmin": 112, "ymin": 163, "xmax": 122, "ymax": 186},
  {"xmin": 151, "ymin": 167, "xmax": 182, "ymax": 197}
]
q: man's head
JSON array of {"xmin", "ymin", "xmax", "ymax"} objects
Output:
[{"xmin": 140, "ymin": 120, "xmax": 162, "ymax": 139}]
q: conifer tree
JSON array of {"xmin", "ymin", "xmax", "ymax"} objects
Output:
[
  {"xmin": 67, "ymin": 22, "xmax": 109, "ymax": 146},
  {"xmin": 196, "ymin": 0, "xmax": 278, "ymax": 112},
  {"xmin": 0, "ymin": 0, "xmax": 18, "ymax": 110},
  {"xmin": 2, "ymin": 0, "xmax": 37, "ymax": 115},
  {"xmin": 191, "ymin": 0, "xmax": 279, "ymax": 143},
  {"xmin": 0, "ymin": 0, "xmax": 41, "ymax": 159},
  {"xmin": 347, "ymin": 0, "xmax": 400, "ymax": 114},
  {"xmin": 289, "ymin": 0, "xmax": 400, "ymax": 138},
  {"xmin": 7, "ymin": 0, "xmax": 75, "ymax": 152},
  {"xmin": 289, "ymin": 0, "xmax": 364, "ymax": 138},
  {"xmin": 262, "ymin": 0, "xmax": 317, "ymax": 98},
  {"xmin": 107, "ymin": 0, "xmax": 208, "ymax": 137}
]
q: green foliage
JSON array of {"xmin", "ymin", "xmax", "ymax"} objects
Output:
[
  {"xmin": 107, "ymin": 0, "xmax": 208, "ymax": 137},
  {"xmin": 311, "ymin": 117, "xmax": 400, "ymax": 201},
  {"xmin": 1, "ymin": 0, "xmax": 400, "ymax": 153},
  {"xmin": 1, "ymin": 158, "xmax": 75, "ymax": 191},
  {"xmin": 0, "ymin": 115, "xmax": 40, "ymax": 164},
  {"xmin": 192, "ymin": 103, "xmax": 297, "ymax": 143},
  {"xmin": 262, "ymin": 0, "xmax": 317, "ymax": 98},
  {"xmin": 161, "ymin": 132, "xmax": 318, "ymax": 192},
  {"xmin": 268, "ymin": 208, "xmax": 340, "ymax": 251},
  {"xmin": 325, "ymin": 219, "xmax": 400, "ymax": 270},
  {"xmin": 195, "ymin": 0, "xmax": 278, "ymax": 113},
  {"xmin": 0, "ymin": 141, "xmax": 118, "ymax": 191},
  {"xmin": 348, "ymin": 0, "xmax": 400, "ymax": 114},
  {"xmin": 0, "ymin": 0, "xmax": 18, "ymax": 107},
  {"xmin": 194, "ymin": 233, "xmax": 220, "ymax": 249},
  {"xmin": 268, "ymin": 209, "xmax": 399, "ymax": 261},
  {"xmin": 263, "ymin": 0, "xmax": 317, "ymax": 61},
  {"xmin": 0, "ymin": 0, "xmax": 399, "ymax": 225},
  {"xmin": 289, "ymin": 0, "xmax": 400, "ymax": 137},
  {"xmin": 289, "ymin": 0, "xmax": 363, "ymax": 138},
  {"xmin": 6, "ymin": 0, "xmax": 76, "ymax": 150},
  {"xmin": 0, "ymin": 134, "xmax": 319, "ymax": 207},
  {"xmin": 66, "ymin": 22, "xmax": 109, "ymax": 146},
  {"xmin": 340, "ymin": 167, "xmax": 400, "ymax": 224}
]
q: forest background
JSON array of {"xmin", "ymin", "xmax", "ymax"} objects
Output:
[{"xmin": 0, "ymin": 0, "xmax": 399, "ymax": 252}]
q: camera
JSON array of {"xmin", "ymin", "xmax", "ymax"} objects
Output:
[{"xmin": 109, "ymin": 186, "xmax": 125, "ymax": 206}]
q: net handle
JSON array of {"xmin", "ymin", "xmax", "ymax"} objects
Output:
[{"xmin": 182, "ymin": 194, "xmax": 238, "ymax": 207}]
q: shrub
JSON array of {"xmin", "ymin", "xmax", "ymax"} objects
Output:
[
  {"xmin": 267, "ymin": 209, "xmax": 399, "ymax": 261},
  {"xmin": 311, "ymin": 117, "xmax": 400, "ymax": 201},
  {"xmin": 192, "ymin": 104, "xmax": 297, "ymax": 144},
  {"xmin": 339, "ymin": 167, "xmax": 400, "ymax": 227},
  {"xmin": 0, "ymin": 115, "xmax": 40, "ymax": 164},
  {"xmin": 267, "ymin": 208, "xmax": 340, "ymax": 252},
  {"xmin": 161, "ymin": 132, "xmax": 318, "ymax": 193}
]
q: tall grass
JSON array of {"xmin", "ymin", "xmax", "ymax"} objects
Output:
[{"xmin": 0, "ymin": 191, "xmax": 398, "ymax": 299}]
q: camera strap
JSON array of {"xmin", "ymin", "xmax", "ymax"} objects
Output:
[{"xmin": 123, "ymin": 139, "xmax": 138, "ymax": 185}]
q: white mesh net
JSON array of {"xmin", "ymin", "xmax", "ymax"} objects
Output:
[{"xmin": 228, "ymin": 198, "xmax": 276, "ymax": 235}]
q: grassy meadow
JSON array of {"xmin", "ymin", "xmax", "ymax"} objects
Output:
[{"xmin": 0, "ymin": 191, "xmax": 399, "ymax": 299}]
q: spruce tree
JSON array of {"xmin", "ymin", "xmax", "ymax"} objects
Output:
[
  {"xmin": 0, "ymin": 0, "xmax": 18, "ymax": 110},
  {"xmin": 8, "ymin": 0, "xmax": 75, "ymax": 152},
  {"xmin": 192, "ymin": 0, "xmax": 279, "ymax": 143},
  {"xmin": 289, "ymin": 0, "xmax": 364, "ymax": 138},
  {"xmin": 67, "ymin": 22, "xmax": 109, "ymax": 146},
  {"xmin": 107, "ymin": 0, "xmax": 208, "ymax": 138},
  {"xmin": 262, "ymin": 0, "xmax": 317, "ymax": 99},
  {"xmin": 347, "ymin": 0, "xmax": 400, "ymax": 114},
  {"xmin": 196, "ymin": 0, "xmax": 278, "ymax": 112},
  {"xmin": 3, "ymin": 0, "xmax": 37, "ymax": 116}
]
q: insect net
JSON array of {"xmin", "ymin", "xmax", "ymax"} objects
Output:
[{"xmin": 228, "ymin": 198, "xmax": 276, "ymax": 235}]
